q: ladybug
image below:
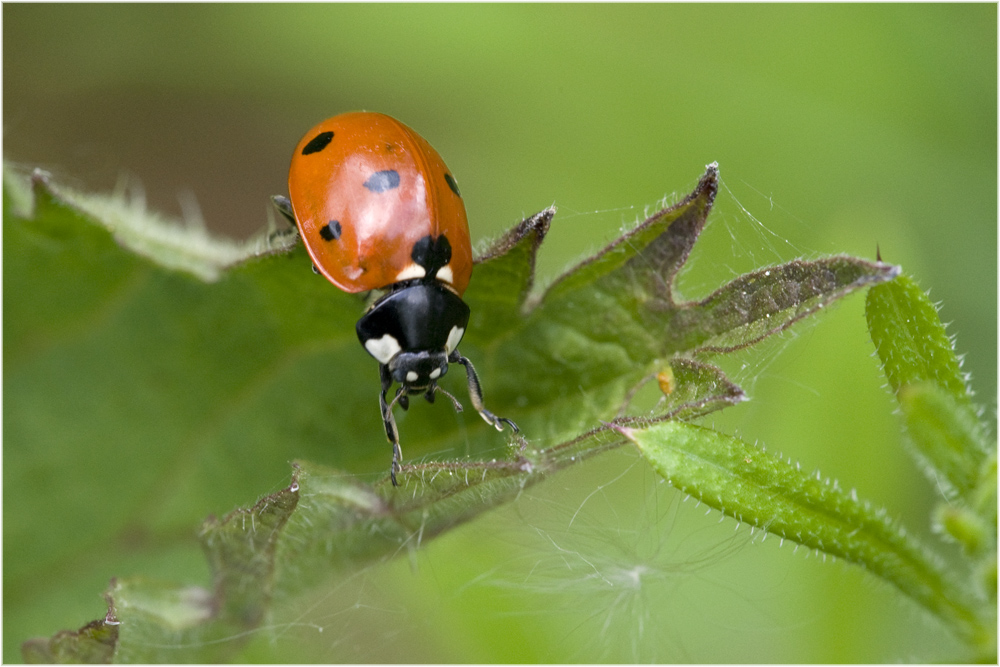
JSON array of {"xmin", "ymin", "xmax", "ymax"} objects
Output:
[{"xmin": 272, "ymin": 112, "xmax": 517, "ymax": 485}]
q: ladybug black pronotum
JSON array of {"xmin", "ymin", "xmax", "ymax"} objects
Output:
[{"xmin": 272, "ymin": 112, "xmax": 517, "ymax": 485}]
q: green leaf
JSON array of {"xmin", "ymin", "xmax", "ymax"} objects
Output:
[
  {"xmin": 899, "ymin": 381, "xmax": 993, "ymax": 503},
  {"xmin": 624, "ymin": 420, "xmax": 991, "ymax": 646},
  {"xmin": 6, "ymin": 162, "xmax": 898, "ymax": 662},
  {"xmin": 934, "ymin": 502, "xmax": 989, "ymax": 557},
  {"xmin": 865, "ymin": 273, "xmax": 996, "ymax": 659},
  {"xmin": 866, "ymin": 273, "xmax": 973, "ymax": 400}
]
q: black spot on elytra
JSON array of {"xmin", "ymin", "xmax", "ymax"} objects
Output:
[
  {"xmin": 444, "ymin": 173, "xmax": 461, "ymax": 197},
  {"xmin": 411, "ymin": 235, "xmax": 452, "ymax": 279},
  {"xmin": 319, "ymin": 220, "xmax": 342, "ymax": 241},
  {"xmin": 363, "ymin": 170, "xmax": 400, "ymax": 193},
  {"xmin": 302, "ymin": 131, "xmax": 334, "ymax": 155}
]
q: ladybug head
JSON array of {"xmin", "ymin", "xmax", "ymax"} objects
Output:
[
  {"xmin": 356, "ymin": 280, "xmax": 470, "ymax": 392},
  {"xmin": 387, "ymin": 349, "xmax": 449, "ymax": 391}
]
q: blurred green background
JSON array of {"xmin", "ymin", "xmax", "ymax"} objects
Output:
[{"xmin": 4, "ymin": 4, "xmax": 995, "ymax": 662}]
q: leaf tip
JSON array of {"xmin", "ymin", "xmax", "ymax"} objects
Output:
[
  {"xmin": 878, "ymin": 261, "xmax": 902, "ymax": 282},
  {"xmin": 698, "ymin": 162, "xmax": 720, "ymax": 200},
  {"xmin": 475, "ymin": 206, "xmax": 554, "ymax": 264},
  {"xmin": 29, "ymin": 167, "xmax": 58, "ymax": 210},
  {"xmin": 288, "ymin": 461, "xmax": 303, "ymax": 493},
  {"xmin": 30, "ymin": 166, "xmax": 51, "ymax": 188}
]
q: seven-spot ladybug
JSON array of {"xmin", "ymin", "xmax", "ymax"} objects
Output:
[{"xmin": 272, "ymin": 112, "xmax": 517, "ymax": 485}]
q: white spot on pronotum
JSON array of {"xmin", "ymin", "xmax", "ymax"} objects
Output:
[
  {"xmin": 364, "ymin": 334, "xmax": 402, "ymax": 364},
  {"xmin": 445, "ymin": 326, "xmax": 465, "ymax": 353},
  {"xmin": 395, "ymin": 263, "xmax": 426, "ymax": 282},
  {"xmin": 429, "ymin": 368, "xmax": 441, "ymax": 380},
  {"xmin": 406, "ymin": 371, "xmax": 419, "ymax": 383},
  {"xmin": 436, "ymin": 264, "xmax": 454, "ymax": 284}
]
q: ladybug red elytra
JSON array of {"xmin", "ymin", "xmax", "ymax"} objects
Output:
[{"xmin": 272, "ymin": 112, "xmax": 517, "ymax": 485}]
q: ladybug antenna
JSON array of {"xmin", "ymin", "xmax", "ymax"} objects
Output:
[{"xmin": 385, "ymin": 386, "xmax": 407, "ymax": 413}]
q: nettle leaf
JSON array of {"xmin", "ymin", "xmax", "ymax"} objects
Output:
[
  {"xmin": 7, "ymin": 163, "xmax": 898, "ymax": 662},
  {"xmin": 38, "ymin": 444, "xmax": 622, "ymax": 663}
]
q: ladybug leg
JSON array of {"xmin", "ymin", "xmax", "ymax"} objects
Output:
[
  {"xmin": 379, "ymin": 365, "xmax": 403, "ymax": 486},
  {"xmin": 378, "ymin": 365, "xmax": 397, "ymax": 440},
  {"xmin": 267, "ymin": 195, "xmax": 300, "ymax": 247},
  {"xmin": 451, "ymin": 352, "xmax": 519, "ymax": 434}
]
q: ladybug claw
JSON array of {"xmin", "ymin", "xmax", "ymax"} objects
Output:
[
  {"xmin": 453, "ymin": 353, "xmax": 518, "ymax": 436},
  {"xmin": 390, "ymin": 442, "xmax": 403, "ymax": 487},
  {"xmin": 479, "ymin": 410, "xmax": 519, "ymax": 434}
]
